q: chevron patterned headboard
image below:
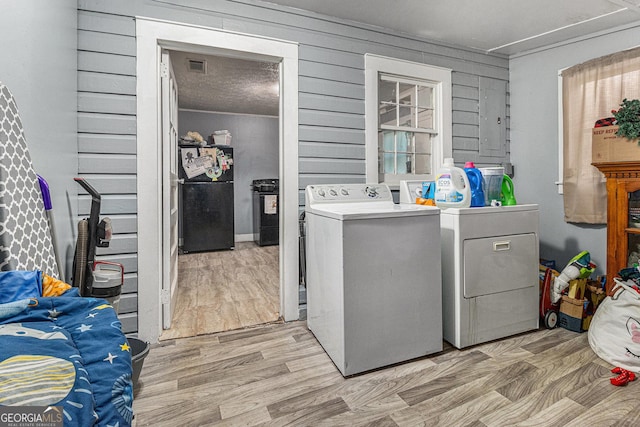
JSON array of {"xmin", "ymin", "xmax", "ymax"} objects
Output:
[{"xmin": 0, "ymin": 82, "xmax": 59, "ymax": 276}]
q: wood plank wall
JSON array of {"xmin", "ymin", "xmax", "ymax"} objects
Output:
[
  {"xmin": 77, "ymin": 5, "xmax": 138, "ymax": 332},
  {"xmin": 77, "ymin": 0, "xmax": 510, "ymax": 333}
]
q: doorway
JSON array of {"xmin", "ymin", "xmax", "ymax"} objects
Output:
[
  {"xmin": 161, "ymin": 49, "xmax": 282, "ymax": 340},
  {"xmin": 136, "ymin": 18, "xmax": 299, "ymax": 343}
]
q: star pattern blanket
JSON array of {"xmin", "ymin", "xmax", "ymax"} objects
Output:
[{"xmin": 0, "ymin": 294, "xmax": 133, "ymax": 426}]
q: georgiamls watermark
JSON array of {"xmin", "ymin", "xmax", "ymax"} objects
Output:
[{"xmin": 0, "ymin": 406, "xmax": 63, "ymax": 427}]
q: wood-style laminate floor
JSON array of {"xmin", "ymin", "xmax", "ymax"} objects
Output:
[
  {"xmin": 159, "ymin": 242, "xmax": 280, "ymax": 340},
  {"xmin": 134, "ymin": 321, "xmax": 639, "ymax": 426}
]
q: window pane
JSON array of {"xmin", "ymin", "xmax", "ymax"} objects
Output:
[
  {"xmin": 379, "ymin": 79, "xmax": 396, "ymax": 104},
  {"xmin": 399, "ymin": 83, "xmax": 414, "ymax": 105},
  {"xmin": 397, "ymin": 131, "xmax": 410, "ymax": 152},
  {"xmin": 383, "ymin": 153, "xmax": 395, "ymax": 174},
  {"xmin": 397, "ymin": 153, "xmax": 410, "ymax": 174},
  {"xmin": 415, "ymin": 154, "xmax": 431, "ymax": 174},
  {"xmin": 406, "ymin": 132, "xmax": 415, "ymax": 154},
  {"xmin": 399, "ymin": 105, "xmax": 414, "ymax": 127},
  {"xmin": 380, "ymin": 104, "xmax": 397, "ymax": 126},
  {"xmin": 415, "ymin": 133, "xmax": 431, "ymax": 154},
  {"xmin": 417, "ymin": 107, "xmax": 434, "ymax": 129},
  {"xmin": 381, "ymin": 131, "xmax": 395, "ymax": 152},
  {"xmin": 417, "ymin": 86, "xmax": 433, "ymax": 108}
]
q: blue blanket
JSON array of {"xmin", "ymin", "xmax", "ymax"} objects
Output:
[{"xmin": 0, "ymin": 293, "xmax": 133, "ymax": 426}]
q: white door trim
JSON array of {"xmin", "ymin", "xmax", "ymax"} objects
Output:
[{"xmin": 136, "ymin": 17, "xmax": 299, "ymax": 343}]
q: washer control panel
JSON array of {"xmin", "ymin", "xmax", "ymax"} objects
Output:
[{"xmin": 306, "ymin": 184, "xmax": 392, "ymax": 204}]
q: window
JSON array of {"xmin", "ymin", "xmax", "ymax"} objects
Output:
[
  {"xmin": 559, "ymin": 47, "xmax": 640, "ymax": 223},
  {"xmin": 365, "ymin": 54, "xmax": 452, "ymax": 186}
]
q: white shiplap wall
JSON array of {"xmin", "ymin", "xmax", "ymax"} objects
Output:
[{"xmin": 77, "ymin": 0, "xmax": 510, "ymax": 333}]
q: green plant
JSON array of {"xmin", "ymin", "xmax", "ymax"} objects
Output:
[{"xmin": 612, "ymin": 98, "xmax": 640, "ymax": 140}]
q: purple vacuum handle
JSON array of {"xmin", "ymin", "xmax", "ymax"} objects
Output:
[{"xmin": 37, "ymin": 175, "xmax": 52, "ymax": 210}]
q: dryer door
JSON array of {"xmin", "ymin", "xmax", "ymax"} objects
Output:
[{"xmin": 463, "ymin": 233, "xmax": 537, "ymax": 298}]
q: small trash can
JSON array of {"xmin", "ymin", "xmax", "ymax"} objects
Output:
[{"xmin": 127, "ymin": 337, "xmax": 150, "ymax": 390}]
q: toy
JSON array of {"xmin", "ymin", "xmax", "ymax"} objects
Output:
[
  {"xmin": 610, "ymin": 367, "xmax": 636, "ymax": 386},
  {"xmin": 540, "ymin": 266, "xmax": 560, "ymax": 328},
  {"xmin": 540, "ymin": 251, "xmax": 596, "ymax": 329},
  {"xmin": 551, "ymin": 251, "xmax": 596, "ymax": 304}
]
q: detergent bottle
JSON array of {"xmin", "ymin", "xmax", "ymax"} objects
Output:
[
  {"xmin": 463, "ymin": 161, "xmax": 485, "ymax": 207},
  {"xmin": 435, "ymin": 158, "xmax": 471, "ymax": 209},
  {"xmin": 501, "ymin": 175, "xmax": 517, "ymax": 206}
]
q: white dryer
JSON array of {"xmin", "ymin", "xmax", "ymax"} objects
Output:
[
  {"xmin": 305, "ymin": 184, "xmax": 442, "ymax": 376},
  {"xmin": 440, "ymin": 205, "xmax": 539, "ymax": 349}
]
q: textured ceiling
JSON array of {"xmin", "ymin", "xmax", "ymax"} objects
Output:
[{"xmin": 169, "ymin": 50, "xmax": 280, "ymax": 117}]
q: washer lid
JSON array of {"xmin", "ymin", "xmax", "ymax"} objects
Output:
[{"xmin": 306, "ymin": 202, "xmax": 440, "ymax": 220}]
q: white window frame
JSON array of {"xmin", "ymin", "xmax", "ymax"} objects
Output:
[
  {"xmin": 557, "ymin": 70, "xmax": 565, "ymax": 195},
  {"xmin": 365, "ymin": 54, "xmax": 452, "ymax": 187}
]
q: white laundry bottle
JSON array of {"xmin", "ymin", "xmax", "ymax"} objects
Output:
[{"xmin": 435, "ymin": 158, "xmax": 471, "ymax": 209}]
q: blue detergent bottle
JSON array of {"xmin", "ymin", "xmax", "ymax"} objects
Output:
[{"xmin": 464, "ymin": 161, "xmax": 485, "ymax": 207}]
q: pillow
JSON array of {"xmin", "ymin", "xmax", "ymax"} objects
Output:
[{"xmin": 0, "ymin": 270, "xmax": 42, "ymax": 303}]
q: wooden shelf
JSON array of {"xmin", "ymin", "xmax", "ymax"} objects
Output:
[
  {"xmin": 592, "ymin": 162, "xmax": 640, "ymax": 181},
  {"xmin": 593, "ymin": 161, "xmax": 640, "ymax": 293}
]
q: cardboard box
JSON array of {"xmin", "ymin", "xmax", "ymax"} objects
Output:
[
  {"xmin": 592, "ymin": 125, "xmax": 640, "ymax": 163},
  {"xmin": 560, "ymin": 295, "xmax": 586, "ymax": 319}
]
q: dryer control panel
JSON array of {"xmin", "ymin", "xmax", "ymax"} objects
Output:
[{"xmin": 305, "ymin": 184, "xmax": 392, "ymax": 204}]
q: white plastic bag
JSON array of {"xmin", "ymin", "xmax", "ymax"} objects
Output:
[{"xmin": 588, "ymin": 278, "xmax": 640, "ymax": 373}]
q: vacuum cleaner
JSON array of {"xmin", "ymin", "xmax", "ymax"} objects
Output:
[{"xmin": 72, "ymin": 177, "xmax": 124, "ymax": 312}]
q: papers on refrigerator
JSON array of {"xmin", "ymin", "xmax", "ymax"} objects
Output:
[{"xmin": 181, "ymin": 148, "xmax": 213, "ymax": 179}]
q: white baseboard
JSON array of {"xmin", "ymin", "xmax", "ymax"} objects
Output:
[{"xmin": 235, "ymin": 233, "xmax": 254, "ymax": 242}]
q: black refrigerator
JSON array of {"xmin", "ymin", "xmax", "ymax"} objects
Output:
[{"xmin": 179, "ymin": 144, "xmax": 234, "ymax": 252}]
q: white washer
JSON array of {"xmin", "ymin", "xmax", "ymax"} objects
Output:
[
  {"xmin": 439, "ymin": 205, "xmax": 539, "ymax": 349},
  {"xmin": 399, "ymin": 180, "xmax": 430, "ymax": 204},
  {"xmin": 305, "ymin": 184, "xmax": 442, "ymax": 376}
]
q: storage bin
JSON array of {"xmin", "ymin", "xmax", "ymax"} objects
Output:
[
  {"xmin": 558, "ymin": 312, "xmax": 583, "ymax": 333},
  {"xmin": 210, "ymin": 130, "xmax": 232, "ymax": 145}
]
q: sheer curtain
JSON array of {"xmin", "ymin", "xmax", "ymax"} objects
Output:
[{"xmin": 561, "ymin": 47, "xmax": 640, "ymax": 224}]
